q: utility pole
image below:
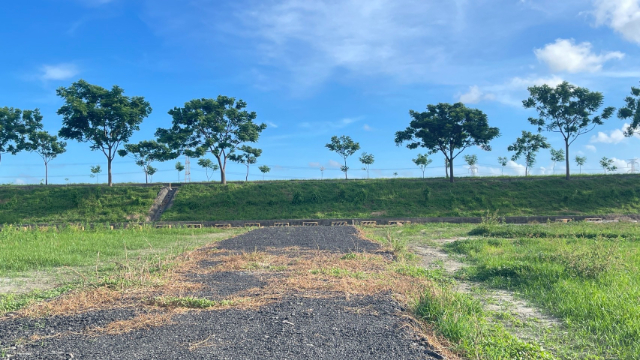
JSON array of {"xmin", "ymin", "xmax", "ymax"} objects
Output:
[
  {"xmin": 185, "ymin": 156, "xmax": 191, "ymax": 182},
  {"xmin": 627, "ymin": 158, "xmax": 639, "ymax": 173}
]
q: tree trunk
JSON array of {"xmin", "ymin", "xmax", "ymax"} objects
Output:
[
  {"xmin": 245, "ymin": 164, "xmax": 249, "ymax": 182},
  {"xmin": 448, "ymin": 151, "xmax": 454, "ymax": 183},
  {"xmin": 145, "ymin": 171, "xmax": 148, "ymax": 184},
  {"xmin": 45, "ymin": 162, "xmax": 48, "ymax": 185},
  {"xmin": 107, "ymin": 158, "xmax": 113, "ymax": 186},
  {"xmin": 216, "ymin": 155, "xmax": 226, "ymax": 185},
  {"xmin": 344, "ymin": 158, "xmax": 348, "ymax": 180},
  {"xmin": 565, "ymin": 141, "xmax": 570, "ymax": 180}
]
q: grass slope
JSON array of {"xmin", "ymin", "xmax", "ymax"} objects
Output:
[
  {"xmin": 162, "ymin": 175, "xmax": 640, "ymax": 221},
  {"xmin": 0, "ymin": 185, "xmax": 161, "ymax": 224}
]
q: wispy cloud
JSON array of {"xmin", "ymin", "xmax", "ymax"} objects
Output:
[
  {"xmin": 465, "ymin": 75, "xmax": 564, "ymax": 106},
  {"xmin": 363, "ymin": 124, "xmax": 373, "ymax": 131},
  {"xmin": 585, "ymin": 144, "xmax": 597, "ymax": 152},
  {"xmin": 299, "ymin": 116, "xmax": 363, "ymax": 131},
  {"xmin": 39, "ymin": 63, "xmax": 80, "ymax": 81},
  {"xmin": 534, "ymin": 38, "xmax": 624, "ymax": 73},
  {"xmin": 267, "ymin": 121, "xmax": 278, "ymax": 128}
]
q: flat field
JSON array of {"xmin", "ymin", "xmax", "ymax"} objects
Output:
[
  {"xmin": 364, "ymin": 221, "xmax": 640, "ymax": 359},
  {"xmin": 161, "ymin": 175, "xmax": 640, "ymax": 221}
]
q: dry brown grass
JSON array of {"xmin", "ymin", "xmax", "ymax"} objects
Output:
[{"xmin": 7, "ymin": 230, "xmax": 454, "ymax": 358}]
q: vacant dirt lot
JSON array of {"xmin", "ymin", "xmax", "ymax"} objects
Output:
[{"xmin": 0, "ymin": 227, "xmax": 444, "ymax": 359}]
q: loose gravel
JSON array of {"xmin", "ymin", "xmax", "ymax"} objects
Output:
[
  {"xmin": 215, "ymin": 226, "xmax": 380, "ymax": 253},
  {"xmin": 0, "ymin": 227, "xmax": 442, "ymax": 360}
]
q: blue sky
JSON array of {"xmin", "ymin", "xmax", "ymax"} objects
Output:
[{"xmin": 2, "ymin": 0, "xmax": 640, "ymax": 184}]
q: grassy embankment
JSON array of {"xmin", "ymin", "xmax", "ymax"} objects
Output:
[
  {"xmin": 0, "ymin": 225, "xmax": 245, "ymax": 314},
  {"xmin": 0, "ymin": 185, "xmax": 161, "ymax": 224},
  {"xmin": 163, "ymin": 175, "xmax": 640, "ymax": 221},
  {"xmin": 365, "ymin": 221, "xmax": 640, "ymax": 359}
]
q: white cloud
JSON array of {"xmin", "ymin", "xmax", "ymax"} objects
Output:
[
  {"xmin": 585, "ymin": 144, "xmax": 597, "ymax": 152},
  {"xmin": 363, "ymin": 124, "xmax": 373, "ymax": 131},
  {"xmin": 611, "ymin": 157, "xmax": 629, "ymax": 172},
  {"xmin": 590, "ymin": 123, "xmax": 640, "ymax": 143},
  {"xmin": 593, "ymin": 0, "xmax": 640, "ymax": 44},
  {"xmin": 39, "ymin": 64, "xmax": 79, "ymax": 81},
  {"xmin": 328, "ymin": 160, "xmax": 342, "ymax": 168},
  {"xmin": 267, "ymin": 121, "xmax": 278, "ymax": 128},
  {"xmin": 457, "ymin": 85, "xmax": 496, "ymax": 104},
  {"xmin": 477, "ymin": 75, "xmax": 564, "ymax": 106},
  {"xmin": 299, "ymin": 116, "xmax": 362, "ymax": 131},
  {"xmin": 534, "ymin": 38, "xmax": 624, "ymax": 73},
  {"xmin": 507, "ymin": 160, "xmax": 527, "ymax": 176},
  {"xmin": 14, "ymin": 178, "xmax": 26, "ymax": 185}
]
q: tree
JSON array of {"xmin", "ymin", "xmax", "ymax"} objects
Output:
[
  {"xmin": 229, "ymin": 145, "xmax": 262, "ymax": 182},
  {"xmin": 156, "ymin": 96, "xmax": 266, "ymax": 185},
  {"xmin": 444, "ymin": 158, "xmax": 450, "ymax": 179},
  {"xmin": 550, "ymin": 148, "xmax": 565, "ymax": 175},
  {"xmin": 57, "ymin": 80, "xmax": 152, "ymax": 187},
  {"xmin": 26, "ymin": 131, "xmax": 67, "ymax": 185},
  {"xmin": 359, "ymin": 152, "xmax": 374, "ymax": 179},
  {"xmin": 175, "ymin": 161, "xmax": 185, "ymax": 182},
  {"xmin": 464, "ymin": 154, "xmax": 478, "ymax": 176},
  {"xmin": 147, "ymin": 166, "xmax": 157, "ymax": 183},
  {"xmin": 0, "ymin": 107, "xmax": 41, "ymax": 165},
  {"xmin": 395, "ymin": 103, "xmax": 500, "ymax": 183},
  {"xmin": 523, "ymin": 81, "xmax": 615, "ymax": 180},
  {"xmin": 326, "ymin": 135, "xmax": 360, "ymax": 179},
  {"xmin": 117, "ymin": 140, "xmax": 171, "ymax": 184},
  {"xmin": 508, "ymin": 131, "xmax": 550, "ymax": 176},
  {"xmin": 575, "ymin": 155, "xmax": 587, "ymax": 174},
  {"xmin": 599, "ymin": 157, "xmax": 617, "ymax": 174},
  {"xmin": 259, "ymin": 165, "xmax": 271, "ymax": 180},
  {"xmin": 497, "ymin": 156, "xmax": 508, "ymax": 175},
  {"xmin": 197, "ymin": 158, "xmax": 220, "ymax": 181},
  {"xmin": 412, "ymin": 153, "xmax": 433, "ymax": 179},
  {"xmin": 90, "ymin": 165, "xmax": 102, "ymax": 184},
  {"xmin": 618, "ymin": 81, "xmax": 640, "ymax": 136}
]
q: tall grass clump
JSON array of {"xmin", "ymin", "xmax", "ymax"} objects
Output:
[{"xmin": 449, "ymin": 222, "xmax": 640, "ymax": 359}]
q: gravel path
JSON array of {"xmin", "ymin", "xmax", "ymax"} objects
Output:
[{"xmin": 0, "ymin": 227, "xmax": 442, "ymax": 360}]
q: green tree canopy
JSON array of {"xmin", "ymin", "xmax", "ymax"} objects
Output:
[
  {"xmin": 197, "ymin": 158, "xmax": 220, "ymax": 181},
  {"xmin": 258, "ymin": 165, "xmax": 271, "ymax": 180},
  {"xmin": 523, "ymin": 81, "xmax": 614, "ymax": 180},
  {"xmin": 175, "ymin": 161, "xmax": 185, "ymax": 182},
  {"xmin": 0, "ymin": 107, "xmax": 42, "ymax": 164},
  {"xmin": 575, "ymin": 155, "xmax": 587, "ymax": 174},
  {"xmin": 618, "ymin": 82, "xmax": 640, "ymax": 136},
  {"xmin": 156, "ymin": 96, "xmax": 266, "ymax": 185},
  {"xmin": 90, "ymin": 165, "xmax": 102, "ymax": 184},
  {"xmin": 359, "ymin": 152, "xmax": 375, "ymax": 179},
  {"xmin": 26, "ymin": 130, "xmax": 67, "ymax": 185},
  {"xmin": 117, "ymin": 140, "xmax": 171, "ymax": 184},
  {"xmin": 550, "ymin": 148, "xmax": 565, "ymax": 174},
  {"xmin": 229, "ymin": 145, "xmax": 262, "ymax": 182},
  {"xmin": 412, "ymin": 153, "xmax": 432, "ymax": 179},
  {"xmin": 599, "ymin": 157, "xmax": 617, "ymax": 174},
  {"xmin": 395, "ymin": 102, "xmax": 500, "ymax": 183},
  {"xmin": 326, "ymin": 135, "xmax": 360, "ymax": 179},
  {"xmin": 507, "ymin": 131, "xmax": 550, "ymax": 176},
  {"xmin": 464, "ymin": 154, "xmax": 478, "ymax": 175},
  {"xmin": 497, "ymin": 156, "xmax": 508, "ymax": 175},
  {"xmin": 57, "ymin": 80, "xmax": 152, "ymax": 186}
]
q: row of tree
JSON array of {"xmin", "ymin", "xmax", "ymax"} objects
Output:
[
  {"xmin": 1, "ymin": 80, "xmax": 638, "ymax": 185},
  {"xmin": 392, "ymin": 81, "xmax": 640, "ymax": 182}
]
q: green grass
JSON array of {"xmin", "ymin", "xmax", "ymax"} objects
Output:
[
  {"xmin": 148, "ymin": 296, "xmax": 234, "ymax": 308},
  {"xmin": 447, "ymin": 222, "xmax": 640, "ymax": 359},
  {"xmin": 0, "ymin": 185, "xmax": 161, "ymax": 224},
  {"xmin": 0, "ymin": 226, "xmax": 245, "ymax": 314},
  {"xmin": 161, "ymin": 175, "xmax": 640, "ymax": 221}
]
